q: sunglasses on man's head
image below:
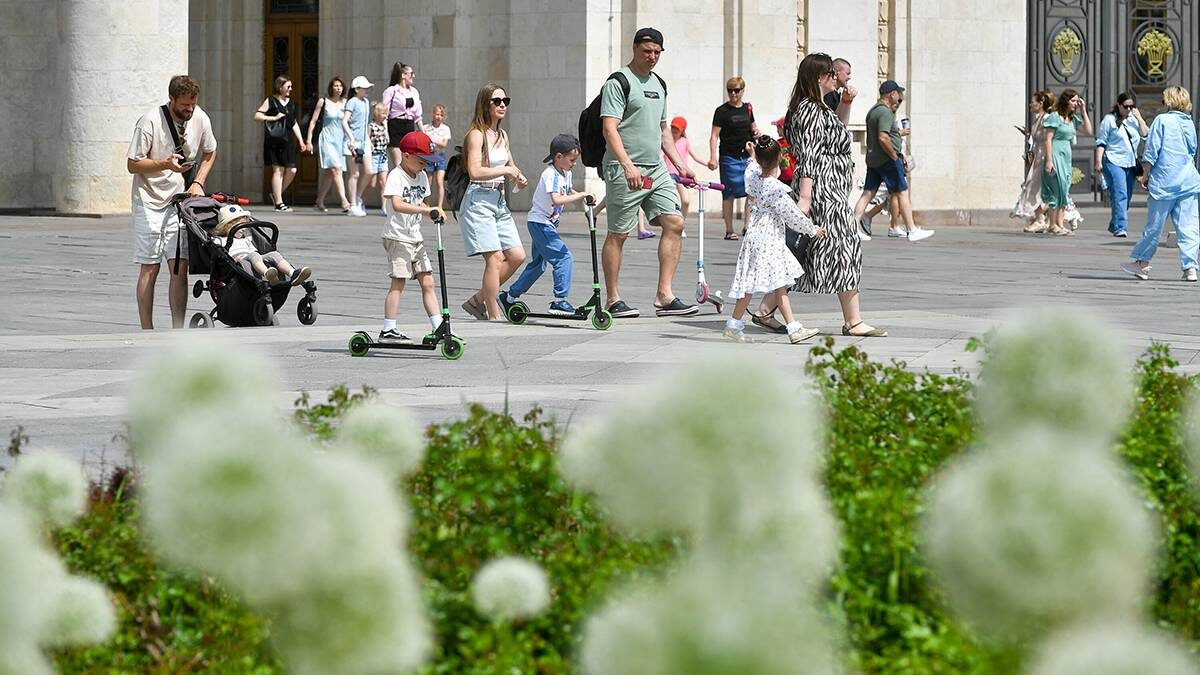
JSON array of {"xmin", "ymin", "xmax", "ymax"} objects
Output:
[{"xmin": 490, "ymin": 97, "xmax": 511, "ymax": 107}]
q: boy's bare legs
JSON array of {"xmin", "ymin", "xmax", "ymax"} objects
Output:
[
  {"xmin": 384, "ymin": 277, "xmax": 406, "ymax": 320},
  {"xmin": 653, "ymin": 212, "xmax": 685, "ymax": 306},
  {"xmin": 416, "ymin": 271, "xmax": 439, "ymax": 318}
]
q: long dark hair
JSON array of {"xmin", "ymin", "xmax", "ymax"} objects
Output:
[
  {"xmin": 389, "ymin": 62, "xmax": 410, "ymax": 87},
  {"xmin": 1055, "ymin": 89, "xmax": 1078, "ymax": 119},
  {"xmin": 1110, "ymin": 92, "xmax": 1134, "ymax": 118},
  {"xmin": 787, "ymin": 52, "xmax": 834, "ymax": 116},
  {"xmin": 326, "ymin": 76, "xmax": 346, "ymax": 99}
]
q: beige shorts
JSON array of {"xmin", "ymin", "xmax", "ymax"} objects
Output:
[
  {"xmin": 132, "ymin": 198, "xmax": 186, "ymax": 264},
  {"xmin": 383, "ymin": 238, "xmax": 433, "ymax": 279}
]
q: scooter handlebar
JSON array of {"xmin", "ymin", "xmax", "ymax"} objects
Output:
[
  {"xmin": 428, "ymin": 207, "xmax": 444, "ymax": 224},
  {"xmin": 673, "ymin": 176, "xmax": 726, "ymax": 192}
]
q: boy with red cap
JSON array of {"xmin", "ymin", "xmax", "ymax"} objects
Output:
[{"xmin": 377, "ymin": 130, "xmax": 444, "ymax": 342}]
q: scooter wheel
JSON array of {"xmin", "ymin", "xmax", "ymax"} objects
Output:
[
  {"xmin": 189, "ymin": 312, "xmax": 212, "ymax": 329},
  {"xmin": 348, "ymin": 332, "xmax": 371, "ymax": 357},
  {"xmin": 297, "ymin": 297, "xmax": 318, "ymax": 325},
  {"xmin": 441, "ymin": 335, "xmax": 465, "ymax": 360},
  {"xmin": 507, "ymin": 301, "xmax": 529, "ymax": 325},
  {"xmin": 696, "ymin": 285, "xmax": 709, "ymax": 304},
  {"xmin": 591, "ymin": 309, "xmax": 614, "ymax": 331},
  {"xmin": 192, "ymin": 280, "xmax": 205, "ymax": 299}
]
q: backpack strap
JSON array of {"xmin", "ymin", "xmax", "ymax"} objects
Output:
[{"xmin": 609, "ymin": 70, "xmax": 668, "ymax": 103}]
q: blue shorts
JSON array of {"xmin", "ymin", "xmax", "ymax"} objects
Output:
[
  {"xmin": 864, "ymin": 157, "xmax": 909, "ymax": 193},
  {"xmin": 424, "ymin": 152, "xmax": 448, "ymax": 173},
  {"xmin": 719, "ymin": 154, "xmax": 749, "ymax": 199},
  {"xmin": 370, "ymin": 154, "xmax": 388, "ymax": 174},
  {"xmin": 458, "ymin": 184, "xmax": 522, "ymax": 256}
]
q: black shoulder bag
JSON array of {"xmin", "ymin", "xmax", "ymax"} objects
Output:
[
  {"xmin": 1122, "ymin": 123, "xmax": 1145, "ymax": 177},
  {"xmin": 265, "ymin": 97, "xmax": 288, "ymax": 144}
]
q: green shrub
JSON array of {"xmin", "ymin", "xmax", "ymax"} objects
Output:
[{"xmin": 406, "ymin": 404, "xmax": 680, "ymax": 674}]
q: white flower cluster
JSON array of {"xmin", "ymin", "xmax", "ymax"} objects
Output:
[
  {"xmin": 334, "ymin": 402, "xmax": 426, "ymax": 478},
  {"xmin": 0, "ymin": 458, "xmax": 115, "ymax": 674},
  {"xmin": 129, "ymin": 339, "xmax": 431, "ymax": 675},
  {"xmin": 1025, "ymin": 622, "xmax": 1198, "ymax": 675},
  {"xmin": 471, "ymin": 556, "xmax": 551, "ymax": 621},
  {"xmin": 563, "ymin": 357, "xmax": 840, "ymax": 674},
  {"xmin": 922, "ymin": 309, "xmax": 1193, "ymax": 668}
]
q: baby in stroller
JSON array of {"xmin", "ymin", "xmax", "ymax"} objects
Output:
[{"xmin": 214, "ymin": 204, "xmax": 313, "ymax": 286}]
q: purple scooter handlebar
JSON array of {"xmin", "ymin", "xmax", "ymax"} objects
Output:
[{"xmin": 673, "ymin": 175, "xmax": 725, "ymax": 192}]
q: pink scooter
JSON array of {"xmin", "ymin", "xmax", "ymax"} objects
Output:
[{"xmin": 674, "ymin": 176, "xmax": 726, "ymax": 313}]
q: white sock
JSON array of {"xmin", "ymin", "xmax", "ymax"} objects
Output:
[
  {"xmin": 726, "ymin": 318, "xmax": 745, "ymax": 331},
  {"xmin": 429, "ymin": 314, "xmax": 442, "ymax": 330},
  {"xmin": 786, "ymin": 321, "xmax": 802, "ymax": 334},
  {"xmin": 383, "ymin": 319, "xmax": 397, "ymax": 331}
]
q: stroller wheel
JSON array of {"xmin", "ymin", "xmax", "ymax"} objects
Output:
[
  {"xmin": 252, "ymin": 296, "xmax": 275, "ymax": 327},
  {"xmin": 192, "ymin": 280, "xmax": 205, "ymax": 299},
  {"xmin": 188, "ymin": 312, "xmax": 212, "ymax": 329},
  {"xmin": 297, "ymin": 297, "xmax": 318, "ymax": 325}
]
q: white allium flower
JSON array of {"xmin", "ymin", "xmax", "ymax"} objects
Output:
[
  {"xmin": 580, "ymin": 553, "xmax": 839, "ymax": 675},
  {"xmin": 1026, "ymin": 622, "xmax": 1199, "ymax": 675},
  {"xmin": 977, "ymin": 308, "xmax": 1131, "ymax": 443},
  {"xmin": 335, "ymin": 402, "xmax": 426, "ymax": 477},
  {"xmin": 922, "ymin": 430, "xmax": 1157, "ymax": 643},
  {"xmin": 267, "ymin": 557, "xmax": 432, "ymax": 675},
  {"xmin": 0, "ymin": 647, "xmax": 52, "ymax": 675},
  {"xmin": 2, "ymin": 452, "xmax": 88, "ymax": 528},
  {"xmin": 40, "ymin": 575, "xmax": 117, "ymax": 648},
  {"xmin": 0, "ymin": 508, "xmax": 52, "ymax": 649},
  {"xmin": 561, "ymin": 358, "xmax": 826, "ymax": 541},
  {"xmin": 471, "ymin": 556, "xmax": 552, "ymax": 621},
  {"xmin": 127, "ymin": 339, "xmax": 277, "ymax": 459}
]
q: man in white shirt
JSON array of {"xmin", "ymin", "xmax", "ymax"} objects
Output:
[{"xmin": 126, "ymin": 75, "xmax": 217, "ymax": 329}]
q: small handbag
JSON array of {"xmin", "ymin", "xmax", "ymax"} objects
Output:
[{"xmin": 265, "ymin": 98, "xmax": 287, "ymax": 144}]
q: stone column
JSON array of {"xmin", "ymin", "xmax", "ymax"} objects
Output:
[{"xmin": 56, "ymin": 0, "xmax": 188, "ymax": 214}]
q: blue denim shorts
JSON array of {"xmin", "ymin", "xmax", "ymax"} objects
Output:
[
  {"xmin": 424, "ymin": 152, "xmax": 448, "ymax": 173},
  {"xmin": 370, "ymin": 153, "xmax": 388, "ymax": 174},
  {"xmin": 458, "ymin": 184, "xmax": 522, "ymax": 256},
  {"xmin": 864, "ymin": 157, "xmax": 909, "ymax": 193}
]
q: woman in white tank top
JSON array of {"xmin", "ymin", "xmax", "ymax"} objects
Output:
[{"xmin": 458, "ymin": 84, "xmax": 529, "ymax": 321}]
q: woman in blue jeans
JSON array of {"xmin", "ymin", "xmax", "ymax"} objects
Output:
[
  {"xmin": 1121, "ymin": 87, "xmax": 1200, "ymax": 282},
  {"xmin": 1094, "ymin": 92, "xmax": 1148, "ymax": 238}
]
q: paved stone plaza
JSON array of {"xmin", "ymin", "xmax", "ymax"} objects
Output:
[{"xmin": 3, "ymin": 202, "xmax": 1198, "ymax": 469}]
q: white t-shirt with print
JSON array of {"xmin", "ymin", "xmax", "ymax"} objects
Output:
[
  {"xmin": 422, "ymin": 122, "xmax": 452, "ymax": 152},
  {"xmin": 382, "ymin": 168, "xmax": 430, "ymax": 242},
  {"xmin": 528, "ymin": 165, "xmax": 572, "ymax": 226}
]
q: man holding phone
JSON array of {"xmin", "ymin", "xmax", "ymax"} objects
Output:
[
  {"xmin": 126, "ymin": 75, "xmax": 217, "ymax": 329},
  {"xmin": 598, "ymin": 27, "xmax": 698, "ymax": 318}
]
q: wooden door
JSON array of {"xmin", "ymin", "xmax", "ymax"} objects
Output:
[{"xmin": 264, "ymin": 6, "xmax": 319, "ymax": 204}]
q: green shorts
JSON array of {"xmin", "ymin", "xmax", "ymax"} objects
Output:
[{"xmin": 602, "ymin": 162, "xmax": 681, "ymax": 234}]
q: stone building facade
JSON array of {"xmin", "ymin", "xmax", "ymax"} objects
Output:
[{"xmin": 1, "ymin": 0, "xmax": 1028, "ymax": 223}]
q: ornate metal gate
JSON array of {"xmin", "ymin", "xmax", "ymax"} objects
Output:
[{"xmin": 1028, "ymin": 0, "xmax": 1199, "ymax": 201}]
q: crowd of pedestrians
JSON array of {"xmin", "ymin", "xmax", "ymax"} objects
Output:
[{"xmin": 127, "ymin": 27, "xmax": 1199, "ymax": 338}]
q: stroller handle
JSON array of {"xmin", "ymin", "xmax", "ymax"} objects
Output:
[
  {"xmin": 211, "ymin": 192, "xmax": 250, "ymax": 206},
  {"xmin": 673, "ymin": 176, "xmax": 725, "ymax": 192}
]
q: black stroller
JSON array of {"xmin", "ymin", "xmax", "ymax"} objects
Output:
[{"xmin": 173, "ymin": 193, "xmax": 318, "ymax": 328}]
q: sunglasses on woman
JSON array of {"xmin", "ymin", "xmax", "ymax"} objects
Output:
[
  {"xmin": 490, "ymin": 97, "xmax": 511, "ymax": 107},
  {"xmin": 727, "ymin": 88, "xmax": 743, "ymax": 94}
]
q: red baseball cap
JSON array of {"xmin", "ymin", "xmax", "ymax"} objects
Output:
[
  {"xmin": 399, "ymin": 130, "xmax": 437, "ymax": 160},
  {"xmin": 670, "ymin": 116, "xmax": 687, "ymax": 132}
]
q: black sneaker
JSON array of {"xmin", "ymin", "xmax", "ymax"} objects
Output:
[
  {"xmin": 606, "ymin": 300, "xmax": 640, "ymax": 318},
  {"xmin": 497, "ymin": 290, "xmax": 516, "ymax": 314},
  {"xmin": 274, "ymin": 203, "xmax": 292, "ymax": 212},
  {"xmin": 378, "ymin": 329, "xmax": 411, "ymax": 343},
  {"xmin": 654, "ymin": 297, "xmax": 700, "ymax": 317}
]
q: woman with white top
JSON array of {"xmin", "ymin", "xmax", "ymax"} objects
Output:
[
  {"xmin": 305, "ymin": 76, "xmax": 355, "ymax": 212},
  {"xmin": 458, "ymin": 83, "xmax": 528, "ymax": 321},
  {"xmin": 1095, "ymin": 92, "xmax": 1149, "ymax": 238},
  {"xmin": 382, "ymin": 62, "xmax": 423, "ymax": 170}
]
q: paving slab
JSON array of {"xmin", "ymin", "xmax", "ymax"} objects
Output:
[{"xmin": 2, "ymin": 202, "xmax": 1197, "ymax": 470}]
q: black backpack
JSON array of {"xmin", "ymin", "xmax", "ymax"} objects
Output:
[
  {"xmin": 578, "ymin": 70, "xmax": 667, "ymax": 168},
  {"xmin": 442, "ymin": 145, "xmax": 469, "ymax": 214}
]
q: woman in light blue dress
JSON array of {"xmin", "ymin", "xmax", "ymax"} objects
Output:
[{"xmin": 304, "ymin": 76, "xmax": 355, "ymax": 212}]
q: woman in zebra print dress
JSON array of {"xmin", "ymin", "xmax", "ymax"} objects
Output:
[{"xmin": 783, "ymin": 52, "xmax": 886, "ymax": 337}]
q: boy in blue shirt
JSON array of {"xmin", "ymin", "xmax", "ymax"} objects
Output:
[{"xmin": 499, "ymin": 134, "xmax": 593, "ymax": 315}]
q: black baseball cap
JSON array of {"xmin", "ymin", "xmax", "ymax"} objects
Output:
[
  {"xmin": 879, "ymin": 80, "xmax": 905, "ymax": 95},
  {"xmin": 542, "ymin": 133, "xmax": 581, "ymax": 163},
  {"xmin": 634, "ymin": 27, "xmax": 664, "ymax": 50}
]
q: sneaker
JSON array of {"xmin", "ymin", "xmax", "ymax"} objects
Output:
[
  {"xmin": 497, "ymin": 291, "xmax": 516, "ymax": 314},
  {"xmin": 274, "ymin": 203, "xmax": 292, "ymax": 212},
  {"xmin": 265, "ymin": 268, "xmax": 282, "ymax": 285},
  {"xmin": 788, "ymin": 327, "xmax": 821, "ymax": 343},
  {"xmin": 1184, "ymin": 268, "xmax": 1198, "ymax": 282},
  {"xmin": 289, "ymin": 267, "xmax": 312, "ymax": 286},
  {"xmin": 654, "ymin": 297, "xmax": 700, "ymax": 317},
  {"xmin": 859, "ymin": 214, "xmax": 873, "ymax": 236},
  {"xmin": 1113, "ymin": 230, "xmax": 1128, "ymax": 238},
  {"xmin": 637, "ymin": 230, "xmax": 657, "ymax": 240},
  {"xmin": 722, "ymin": 327, "xmax": 751, "ymax": 343},
  {"xmin": 349, "ymin": 204, "xmax": 367, "ymax": 217},
  {"xmin": 548, "ymin": 299, "xmax": 577, "ymax": 316},
  {"xmin": 907, "ymin": 227, "xmax": 934, "ymax": 242},
  {"xmin": 887, "ymin": 227, "xmax": 907, "ymax": 238},
  {"xmin": 1120, "ymin": 262, "xmax": 1149, "ymax": 280},
  {"xmin": 378, "ymin": 329, "xmax": 411, "ymax": 343},
  {"xmin": 858, "ymin": 229, "xmax": 872, "ymax": 242},
  {"xmin": 606, "ymin": 300, "xmax": 640, "ymax": 318}
]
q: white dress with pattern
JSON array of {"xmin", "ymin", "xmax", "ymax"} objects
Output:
[{"xmin": 727, "ymin": 161, "xmax": 816, "ymax": 299}]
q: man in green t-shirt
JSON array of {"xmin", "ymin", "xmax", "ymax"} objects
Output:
[
  {"xmin": 854, "ymin": 80, "xmax": 934, "ymax": 242},
  {"xmin": 599, "ymin": 27, "xmax": 697, "ymax": 319}
]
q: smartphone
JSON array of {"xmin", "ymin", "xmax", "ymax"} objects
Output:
[
  {"xmin": 179, "ymin": 161, "xmax": 195, "ymax": 170},
  {"xmin": 641, "ymin": 175, "xmax": 653, "ymax": 190}
]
